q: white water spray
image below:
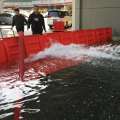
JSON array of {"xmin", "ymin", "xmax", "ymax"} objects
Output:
[{"xmin": 25, "ymin": 43, "xmax": 120, "ymax": 63}]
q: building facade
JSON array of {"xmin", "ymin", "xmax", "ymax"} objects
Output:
[
  {"xmin": 4, "ymin": 0, "xmax": 72, "ymax": 8},
  {"xmin": 73, "ymin": 0, "xmax": 120, "ymax": 36}
]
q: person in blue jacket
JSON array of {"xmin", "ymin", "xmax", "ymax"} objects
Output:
[{"xmin": 28, "ymin": 5, "xmax": 46, "ymax": 35}]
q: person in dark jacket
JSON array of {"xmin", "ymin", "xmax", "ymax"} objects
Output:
[
  {"xmin": 12, "ymin": 8, "xmax": 28, "ymax": 33},
  {"xmin": 28, "ymin": 5, "xmax": 46, "ymax": 35}
]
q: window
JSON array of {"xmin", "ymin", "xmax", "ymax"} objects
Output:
[
  {"xmin": 0, "ymin": 13, "xmax": 13, "ymax": 25},
  {"xmin": 48, "ymin": 11, "xmax": 59, "ymax": 17},
  {"xmin": 48, "ymin": 10, "xmax": 69, "ymax": 18}
]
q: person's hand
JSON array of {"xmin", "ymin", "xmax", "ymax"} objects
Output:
[
  {"xmin": 27, "ymin": 26, "xmax": 29, "ymax": 30},
  {"xmin": 44, "ymin": 29, "xmax": 47, "ymax": 32},
  {"xmin": 27, "ymin": 25, "xmax": 30, "ymax": 30}
]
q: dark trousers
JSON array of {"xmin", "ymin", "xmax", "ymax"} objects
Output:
[
  {"xmin": 16, "ymin": 27, "xmax": 24, "ymax": 33},
  {"xmin": 32, "ymin": 28, "xmax": 43, "ymax": 35},
  {"xmin": 32, "ymin": 31, "xmax": 42, "ymax": 35}
]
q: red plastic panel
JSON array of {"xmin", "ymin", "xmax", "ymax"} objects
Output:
[
  {"xmin": 53, "ymin": 21, "xmax": 65, "ymax": 32},
  {"xmin": 46, "ymin": 32, "xmax": 61, "ymax": 43},
  {"xmin": 3, "ymin": 37, "xmax": 19, "ymax": 63},
  {"xmin": 27, "ymin": 58, "xmax": 81, "ymax": 76},
  {"xmin": 24, "ymin": 35, "xmax": 41, "ymax": 57},
  {"xmin": 58, "ymin": 31, "xmax": 74, "ymax": 45},
  {"xmin": 39, "ymin": 34, "xmax": 51, "ymax": 51},
  {"xmin": 104, "ymin": 28, "xmax": 112, "ymax": 42},
  {"xmin": 73, "ymin": 30, "xmax": 88, "ymax": 44},
  {"xmin": 0, "ymin": 41, "xmax": 7, "ymax": 65},
  {"xmin": 85, "ymin": 30, "xmax": 97, "ymax": 45},
  {"xmin": 0, "ymin": 57, "xmax": 87, "ymax": 81},
  {"xmin": 24, "ymin": 34, "xmax": 51, "ymax": 56},
  {"xmin": 95, "ymin": 28, "xmax": 112, "ymax": 44}
]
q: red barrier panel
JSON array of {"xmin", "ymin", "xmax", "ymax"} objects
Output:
[
  {"xmin": 85, "ymin": 30, "xmax": 97, "ymax": 45},
  {"xmin": 73, "ymin": 30, "xmax": 88, "ymax": 44},
  {"xmin": 0, "ymin": 41, "xmax": 7, "ymax": 65},
  {"xmin": 23, "ymin": 34, "xmax": 52, "ymax": 57},
  {"xmin": 28, "ymin": 58, "xmax": 80, "ymax": 76},
  {"xmin": 46, "ymin": 32, "xmax": 60, "ymax": 43},
  {"xmin": 53, "ymin": 21, "xmax": 65, "ymax": 32},
  {"xmin": 95, "ymin": 28, "xmax": 112, "ymax": 44},
  {"xmin": 24, "ymin": 35, "xmax": 41, "ymax": 57},
  {"xmin": 70, "ymin": 31, "xmax": 79, "ymax": 44},
  {"xmin": 3, "ymin": 37, "xmax": 19, "ymax": 63},
  {"xmin": 39, "ymin": 34, "xmax": 51, "ymax": 51},
  {"xmin": 95, "ymin": 28, "xmax": 107, "ymax": 44},
  {"xmin": 58, "ymin": 31, "xmax": 74, "ymax": 45},
  {"xmin": 105, "ymin": 28, "xmax": 112, "ymax": 42}
]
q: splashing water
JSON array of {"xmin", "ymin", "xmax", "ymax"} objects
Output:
[
  {"xmin": 0, "ymin": 79, "xmax": 47, "ymax": 119},
  {"xmin": 25, "ymin": 43, "xmax": 120, "ymax": 63}
]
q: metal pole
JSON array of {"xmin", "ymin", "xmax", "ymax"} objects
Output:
[{"xmin": 79, "ymin": 0, "xmax": 83, "ymax": 29}]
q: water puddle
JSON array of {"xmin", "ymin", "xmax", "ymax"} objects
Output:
[{"xmin": 0, "ymin": 43, "xmax": 120, "ymax": 119}]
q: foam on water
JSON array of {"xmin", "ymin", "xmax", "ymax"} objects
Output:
[
  {"xmin": 0, "ymin": 78, "xmax": 47, "ymax": 119},
  {"xmin": 25, "ymin": 43, "xmax": 120, "ymax": 63},
  {"xmin": 0, "ymin": 42, "xmax": 120, "ymax": 119}
]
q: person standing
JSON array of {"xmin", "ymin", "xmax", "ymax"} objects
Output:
[
  {"xmin": 12, "ymin": 8, "xmax": 28, "ymax": 33},
  {"xmin": 28, "ymin": 5, "xmax": 46, "ymax": 35}
]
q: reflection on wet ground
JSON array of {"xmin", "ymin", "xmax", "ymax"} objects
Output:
[{"xmin": 0, "ymin": 43, "xmax": 120, "ymax": 120}]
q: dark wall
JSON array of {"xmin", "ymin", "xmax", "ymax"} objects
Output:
[{"xmin": 81, "ymin": 0, "xmax": 120, "ymax": 36}]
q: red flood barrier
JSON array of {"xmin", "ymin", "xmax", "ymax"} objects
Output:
[{"xmin": 0, "ymin": 28, "xmax": 112, "ymax": 71}]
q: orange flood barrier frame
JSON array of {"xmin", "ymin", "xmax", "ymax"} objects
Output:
[{"xmin": 0, "ymin": 28, "xmax": 112, "ymax": 66}]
